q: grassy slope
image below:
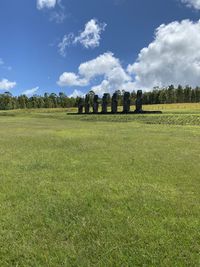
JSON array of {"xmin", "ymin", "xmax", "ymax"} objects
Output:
[{"xmin": 0, "ymin": 105, "xmax": 200, "ymax": 266}]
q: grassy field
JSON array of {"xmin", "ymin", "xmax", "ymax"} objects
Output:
[{"xmin": 0, "ymin": 104, "xmax": 200, "ymax": 266}]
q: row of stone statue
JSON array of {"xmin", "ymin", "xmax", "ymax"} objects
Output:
[{"xmin": 78, "ymin": 90, "xmax": 143, "ymax": 114}]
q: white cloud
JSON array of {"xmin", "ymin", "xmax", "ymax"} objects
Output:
[
  {"xmin": 37, "ymin": 0, "xmax": 57, "ymax": 9},
  {"xmin": 57, "ymin": 52, "xmax": 132, "ymax": 95},
  {"xmin": 69, "ymin": 89, "xmax": 85, "ymax": 98},
  {"xmin": 78, "ymin": 52, "xmax": 120, "ymax": 80},
  {"xmin": 58, "ymin": 19, "xmax": 106, "ymax": 57},
  {"xmin": 86, "ymin": 53, "xmax": 130, "ymax": 95},
  {"xmin": 37, "ymin": 0, "xmax": 66, "ymax": 23},
  {"xmin": 22, "ymin": 86, "xmax": 39, "ymax": 96},
  {"xmin": 181, "ymin": 0, "xmax": 200, "ymax": 9},
  {"xmin": 58, "ymin": 34, "xmax": 74, "ymax": 57},
  {"xmin": 0, "ymin": 79, "xmax": 16, "ymax": 90},
  {"xmin": 74, "ymin": 19, "xmax": 107, "ymax": 48},
  {"xmin": 58, "ymin": 19, "xmax": 200, "ymax": 95},
  {"xmin": 57, "ymin": 72, "xmax": 88, "ymax": 87},
  {"xmin": 128, "ymin": 19, "xmax": 200, "ymax": 90}
]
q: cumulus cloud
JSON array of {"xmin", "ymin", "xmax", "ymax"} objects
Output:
[
  {"xmin": 76, "ymin": 52, "xmax": 131, "ymax": 94},
  {"xmin": 58, "ymin": 20, "xmax": 200, "ymax": 95},
  {"xmin": 37, "ymin": 0, "xmax": 57, "ymax": 9},
  {"xmin": 181, "ymin": 0, "xmax": 200, "ymax": 9},
  {"xmin": 57, "ymin": 52, "xmax": 132, "ymax": 95},
  {"xmin": 57, "ymin": 72, "xmax": 88, "ymax": 87},
  {"xmin": 22, "ymin": 86, "xmax": 39, "ymax": 96},
  {"xmin": 58, "ymin": 19, "xmax": 106, "ymax": 56},
  {"xmin": 78, "ymin": 52, "xmax": 120, "ymax": 80},
  {"xmin": 128, "ymin": 19, "xmax": 200, "ymax": 90},
  {"xmin": 0, "ymin": 79, "xmax": 16, "ymax": 90}
]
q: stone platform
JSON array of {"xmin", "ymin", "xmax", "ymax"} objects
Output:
[{"xmin": 68, "ymin": 110, "xmax": 162, "ymax": 115}]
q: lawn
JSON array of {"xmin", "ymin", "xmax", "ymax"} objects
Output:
[{"xmin": 0, "ymin": 105, "xmax": 200, "ymax": 266}]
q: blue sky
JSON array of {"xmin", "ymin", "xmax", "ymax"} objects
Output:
[{"xmin": 0, "ymin": 0, "xmax": 200, "ymax": 97}]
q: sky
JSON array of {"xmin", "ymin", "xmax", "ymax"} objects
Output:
[{"xmin": 1, "ymin": 0, "xmax": 200, "ymax": 97}]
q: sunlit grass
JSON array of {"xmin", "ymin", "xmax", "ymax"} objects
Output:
[{"xmin": 0, "ymin": 106, "xmax": 199, "ymax": 266}]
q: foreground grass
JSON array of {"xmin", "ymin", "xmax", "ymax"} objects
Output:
[{"xmin": 0, "ymin": 107, "xmax": 200, "ymax": 266}]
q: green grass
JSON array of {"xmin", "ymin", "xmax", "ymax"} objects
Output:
[{"xmin": 0, "ymin": 106, "xmax": 200, "ymax": 266}]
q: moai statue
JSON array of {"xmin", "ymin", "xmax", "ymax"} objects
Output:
[
  {"xmin": 123, "ymin": 92, "xmax": 131, "ymax": 113},
  {"xmin": 93, "ymin": 95, "xmax": 99, "ymax": 114},
  {"xmin": 135, "ymin": 90, "xmax": 143, "ymax": 113},
  {"xmin": 111, "ymin": 92, "xmax": 118, "ymax": 114},
  {"xmin": 102, "ymin": 93, "xmax": 110, "ymax": 113},
  {"xmin": 85, "ymin": 94, "xmax": 90, "ymax": 114},
  {"xmin": 77, "ymin": 98, "xmax": 84, "ymax": 114}
]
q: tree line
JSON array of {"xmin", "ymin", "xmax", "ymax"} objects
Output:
[
  {"xmin": 142, "ymin": 85, "xmax": 200, "ymax": 104},
  {"xmin": 0, "ymin": 92, "xmax": 77, "ymax": 110},
  {"xmin": 0, "ymin": 85, "xmax": 200, "ymax": 110}
]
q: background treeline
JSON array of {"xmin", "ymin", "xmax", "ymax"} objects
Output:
[
  {"xmin": 0, "ymin": 85, "xmax": 200, "ymax": 110},
  {"xmin": 0, "ymin": 92, "xmax": 77, "ymax": 110},
  {"xmin": 142, "ymin": 85, "xmax": 200, "ymax": 104}
]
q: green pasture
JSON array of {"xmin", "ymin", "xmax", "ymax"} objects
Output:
[{"xmin": 0, "ymin": 104, "xmax": 200, "ymax": 266}]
